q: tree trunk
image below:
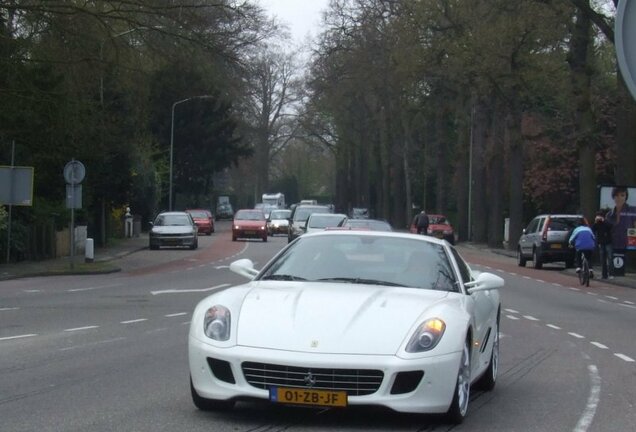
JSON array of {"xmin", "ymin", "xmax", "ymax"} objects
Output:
[
  {"xmin": 471, "ymin": 97, "xmax": 489, "ymax": 243},
  {"xmin": 615, "ymin": 72, "xmax": 636, "ymax": 185},
  {"xmin": 455, "ymin": 100, "xmax": 470, "ymax": 242},
  {"xmin": 507, "ymin": 108, "xmax": 524, "ymax": 250}
]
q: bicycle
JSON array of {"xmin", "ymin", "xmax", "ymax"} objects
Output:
[{"xmin": 578, "ymin": 252, "xmax": 591, "ymax": 287}]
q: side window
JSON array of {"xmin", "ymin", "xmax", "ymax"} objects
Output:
[
  {"xmin": 537, "ymin": 217, "xmax": 545, "ymax": 233},
  {"xmin": 526, "ymin": 218, "xmax": 539, "ymax": 233}
]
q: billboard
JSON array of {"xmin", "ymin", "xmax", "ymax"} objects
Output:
[{"xmin": 599, "ymin": 185, "xmax": 636, "ymax": 251}]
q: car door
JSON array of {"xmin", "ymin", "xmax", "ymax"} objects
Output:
[{"xmin": 520, "ymin": 217, "xmax": 539, "ymax": 256}]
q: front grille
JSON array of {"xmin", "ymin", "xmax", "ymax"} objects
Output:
[{"xmin": 242, "ymin": 362, "xmax": 384, "ymax": 396}]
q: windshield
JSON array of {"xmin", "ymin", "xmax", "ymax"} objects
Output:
[
  {"xmin": 293, "ymin": 206, "xmax": 330, "ymax": 221},
  {"xmin": 259, "ymin": 234, "xmax": 458, "ymax": 292},
  {"xmin": 307, "ymin": 214, "xmax": 346, "ymax": 228},
  {"xmin": 235, "ymin": 210, "xmax": 265, "ymax": 221},
  {"xmin": 187, "ymin": 211, "xmax": 208, "ymax": 218},
  {"xmin": 270, "ymin": 210, "xmax": 291, "ymax": 219},
  {"xmin": 154, "ymin": 214, "xmax": 191, "ymax": 226},
  {"xmin": 429, "ymin": 215, "xmax": 448, "ymax": 225}
]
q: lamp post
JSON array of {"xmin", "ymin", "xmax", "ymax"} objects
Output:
[{"xmin": 169, "ymin": 95, "xmax": 213, "ymax": 211}]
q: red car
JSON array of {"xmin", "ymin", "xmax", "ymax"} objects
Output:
[
  {"xmin": 186, "ymin": 209, "xmax": 215, "ymax": 235},
  {"xmin": 410, "ymin": 213, "xmax": 455, "ymax": 244},
  {"xmin": 232, "ymin": 209, "xmax": 267, "ymax": 242}
]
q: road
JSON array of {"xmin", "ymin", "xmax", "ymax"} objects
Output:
[{"xmin": 1, "ymin": 221, "xmax": 635, "ymax": 432}]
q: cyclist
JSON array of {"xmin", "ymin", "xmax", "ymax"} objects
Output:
[{"xmin": 569, "ymin": 221, "xmax": 596, "ymax": 278}]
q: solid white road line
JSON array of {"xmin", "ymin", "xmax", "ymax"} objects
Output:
[
  {"xmin": 573, "ymin": 365, "xmax": 601, "ymax": 432},
  {"xmin": 165, "ymin": 312, "xmax": 188, "ymax": 318},
  {"xmin": 568, "ymin": 332, "xmax": 585, "ymax": 339},
  {"xmin": 0, "ymin": 334, "xmax": 37, "ymax": 341},
  {"xmin": 64, "ymin": 326, "xmax": 99, "ymax": 332}
]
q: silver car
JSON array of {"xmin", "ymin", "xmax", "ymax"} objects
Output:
[{"xmin": 149, "ymin": 211, "xmax": 198, "ymax": 250}]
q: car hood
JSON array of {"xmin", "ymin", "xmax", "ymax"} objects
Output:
[
  {"xmin": 236, "ymin": 282, "xmax": 450, "ymax": 355},
  {"xmin": 270, "ymin": 218, "xmax": 289, "ymax": 224},
  {"xmin": 151, "ymin": 226, "xmax": 193, "ymax": 234}
]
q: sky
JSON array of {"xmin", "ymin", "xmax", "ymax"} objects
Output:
[{"xmin": 258, "ymin": 0, "xmax": 330, "ymax": 45}]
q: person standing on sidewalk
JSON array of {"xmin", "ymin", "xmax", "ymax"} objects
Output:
[
  {"xmin": 417, "ymin": 211, "xmax": 430, "ymax": 235},
  {"xmin": 592, "ymin": 212, "xmax": 613, "ymax": 279}
]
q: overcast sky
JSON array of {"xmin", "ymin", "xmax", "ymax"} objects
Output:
[{"xmin": 258, "ymin": 0, "xmax": 329, "ymax": 45}]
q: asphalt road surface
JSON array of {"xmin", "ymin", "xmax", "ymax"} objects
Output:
[{"xmin": 1, "ymin": 222, "xmax": 635, "ymax": 432}]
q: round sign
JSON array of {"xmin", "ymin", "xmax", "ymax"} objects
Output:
[
  {"xmin": 616, "ymin": 0, "xmax": 636, "ymax": 100},
  {"xmin": 613, "ymin": 256, "xmax": 624, "ymax": 269},
  {"xmin": 64, "ymin": 160, "xmax": 86, "ymax": 184}
]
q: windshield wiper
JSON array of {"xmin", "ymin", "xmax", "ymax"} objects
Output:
[
  {"xmin": 261, "ymin": 274, "xmax": 306, "ymax": 281},
  {"xmin": 316, "ymin": 277, "xmax": 405, "ymax": 287}
]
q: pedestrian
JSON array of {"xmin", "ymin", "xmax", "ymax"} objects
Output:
[
  {"xmin": 569, "ymin": 221, "xmax": 596, "ymax": 278},
  {"xmin": 417, "ymin": 210, "xmax": 430, "ymax": 235},
  {"xmin": 592, "ymin": 211, "xmax": 614, "ymax": 279}
]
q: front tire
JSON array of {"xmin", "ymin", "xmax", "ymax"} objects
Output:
[
  {"xmin": 446, "ymin": 339, "xmax": 471, "ymax": 424},
  {"xmin": 190, "ymin": 377, "xmax": 234, "ymax": 411}
]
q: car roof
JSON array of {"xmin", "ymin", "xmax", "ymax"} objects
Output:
[
  {"xmin": 308, "ymin": 212, "xmax": 346, "ymax": 218},
  {"xmin": 300, "ymin": 229, "xmax": 448, "ymax": 245},
  {"xmin": 536, "ymin": 214, "xmax": 584, "ymax": 218},
  {"xmin": 157, "ymin": 211, "xmax": 189, "ymax": 216}
]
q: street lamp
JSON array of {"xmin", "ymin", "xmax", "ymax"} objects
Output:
[{"xmin": 169, "ymin": 95, "xmax": 213, "ymax": 211}]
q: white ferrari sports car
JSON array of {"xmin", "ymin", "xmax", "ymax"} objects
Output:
[{"xmin": 188, "ymin": 231, "xmax": 502, "ymax": 424}]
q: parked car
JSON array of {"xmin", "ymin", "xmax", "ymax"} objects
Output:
[
  {"xmin": 517, "ymin": 214, "xmax": 586, "ymax": 269},
  {"xmin": 304, "ymin": 213, "xmax": 348, "ymax": 234},
  {"xmin": 342, "ymin": 218, "xmax": 393, "ymax": 231},
  {"xmin": 267, "ymin": 209, "xmax": 292, "ymax": 236},
  {"xmin": 409, "ymin": 214, "xmax": 455, "ymax": 244},
  {"xmin": 186, "ymin": 209, "xmax": 214, "ymax": 235},
  {"xmin": 149, "ymin": 211, "xmax": 198, "ymax": 250},
  {"xmin": 232, "ymin": 209, "xmax": 267, "ymax": 242},
  {"xmin": 188, "ymin": 231, "xmax": 502, "ymax": 423},
  {"xmin": 215, "ymin": 203, "xmax": 234, "ymax": 220},
  {"xmin": 288, "ymin": 204, "xmax": 333, "ymax": 243}
]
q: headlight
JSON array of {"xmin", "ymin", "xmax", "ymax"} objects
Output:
[
  {"xmin": 260, "ymin": 226, "xmax": 265, "ymax": 230},
  {"xmin": 234, "ymin": 225, "xmax": 240, "ymax": 229},
  {"xmin": 405, "ymin": 318, "xmax": 446, "ymax": 352},
  {"xmin": 204, "ymin": 305, "xmax": 231, "ymax": 341}
]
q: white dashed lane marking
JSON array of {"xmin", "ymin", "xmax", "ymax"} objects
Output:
[
  {"xmin": 165, "ymin": 312, "xmax": 188, "ymax": 318},
  {"xmin": 568, "ymin": 332, "xmax": 585, "ymax": 339},
  {"xmin": 0, "ymin": 334, "xmax": 37, "ymax": 341},
  {"xmin": 546, "ymin": 324, "xmax": 561, "ymax": 330},
  {"xmin": 523, "ymin": 315, "xmax": 539, "ymax": 321},
  {"xmin": 614, "ymin": 353, "xmax": 635, "ymax": 362},
  {"xmin": 64, "ymin": 326, "xmax": 99, "ymax": 332},
  {"xmin": 0, "ymin": 307, "xmax": 19, "ymax": 311},
  {"xmin": 590, "ymin": 342, "xmax": 608, "ymax": 349},
  {"xmin": 506, "ymin": 315, "xmax": 519, "ymax": 320},
  {"xmin": 504, "ymin": 308, "xmax": 519, "ymax": 314},
  {"xmin": 120, "ymin": 318, "xmax": 147, "ymax": 324}
]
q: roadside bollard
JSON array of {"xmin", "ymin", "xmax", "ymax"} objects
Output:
[{"xmin": 85, "ymin": 238, "xmax": 94, "ymax": 263}]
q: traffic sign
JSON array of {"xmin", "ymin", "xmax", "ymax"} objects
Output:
[
  {"xmin": 616, "ymin": 0, "xmax": 636, "ymax": 100},
  {"xmin": 64, "ymin": 160, "xmax": 86, "ymax": 184}
]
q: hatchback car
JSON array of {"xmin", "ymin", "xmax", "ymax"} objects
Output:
[
  {"xmin": 409, "ymin": 214, "xmax": 455, "ymax": 244},
  {"xmin": 232, "ymin": 209, "xmax": 267, "ymax": 242},
  {"xmin": 517, "ymin": 214, "xmax": 586, "ymax": 269},
  {"xmin": 186, "ymin": 209, "xmax": 214, "ymax": 235},
  {"xmin": 149, "ymin": 211, "xmax": 198, "ymax": 250},
  {"xmin": 267, "ymin": 209, "xmax": 291, "ymax": 236},
  {"xmin": 215, "ymin": 203, "xmax": 234, "ymax": 220}
]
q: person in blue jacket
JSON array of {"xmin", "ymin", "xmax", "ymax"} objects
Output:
[{"xmin": 569, "ymin": 222, "xmax": 596, "ymax": 276}]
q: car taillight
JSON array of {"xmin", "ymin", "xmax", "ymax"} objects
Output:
[{"xmin": 542, "ymin": 217, "xmax": 550, "ymax": 241}]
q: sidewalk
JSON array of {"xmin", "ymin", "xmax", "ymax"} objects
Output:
[
  {"xmin": 0, "ymin": 234, "xmax": 149, "ymax": 281},
  {"xmin": 460, "ymin": 242, "xmax": 636, "ymax": 290}
]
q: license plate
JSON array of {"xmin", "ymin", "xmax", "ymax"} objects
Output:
[
  {"xmin": 551, "ymin": 244, "xmax": 562, "ymax": 249},
  {"xmin": 269, "ymin": 387, "xmax": 347, "ymax": 407}
]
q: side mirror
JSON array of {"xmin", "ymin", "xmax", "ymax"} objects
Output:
[
  {"xmin": 229, "ymin": 258, "xmax": 259, "ymax": 280},
  {"xmin": 148, "ymin": 221, "xmax": 154, "ymax": 227},
  {"xmin": 465, "ymin": 271, "xmax": 504, "ymax": 293},
  {"xmin": 522, "ymin": 228, "xmax": 526, "ymax": 234}
]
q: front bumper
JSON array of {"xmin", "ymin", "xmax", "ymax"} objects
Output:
[
  {"xmin": 233, "ymin": 228, "xmax": 266, "ymax": 239},
  {"xmin": 149, "ymin": 234, "xmax": 196, "ymax": 247},
  {"xmin": 189, "ymin": 336, "xmax": 460, "ymax": 414}
]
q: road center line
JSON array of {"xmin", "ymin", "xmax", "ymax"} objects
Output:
[
  {"xmin": 590, "ymin": 342, "xmax": 608, "ymax": 349},
  {"xmin": 121, "ymin": 318, "xmax": 147, "ymax": 324},
  {"xmin": 0, "ymin": 334, "xmax": 37, "ymax": 341},
  {"xmin": 64, "ymin": 326, "xmax": 99, "ymax": 332},
  {"xmin": 614, "ymin": 353, "xmax": 635, "ymax": 362}
]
